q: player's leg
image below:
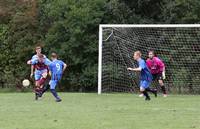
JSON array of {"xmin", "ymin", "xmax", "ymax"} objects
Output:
[
  {"xmin": 158, "ymin": 79, "xmax": 167, "ymax": 97},
  {"xmin": 34, "ymin": 71, "xmax": 41, "ymax": 100},
  {"xmin": 39, "ymin": 83, "xmax": 49, "ymax": 97},
  {"xmin": 138, "ymin": 92, "xmax": 144, "ymax": 97},
  {"xmin": 156, "ymin": 73, "xmax": 167, "ymax": 97},
  {"xmin": 146, "ymin": 87, "xmax": 157, "ymax": 97},
  {"xmin": 37, "ymin": 70, "xmax": 48, "ymax": 86},
  {"xmin": 35, "ymin": 81, "xmax": 43, "ymax": 100},
  {"xmin": 39, "ymin": 70, "xmax": 51, "ymax": 97},
  {"xmin": 139, "ymin": 88, "xmax": 157, "ymax": 98},
  {"xmin": 49, "ymin": 80, "xmax": 62, "ymax": 102},
  {"xmin": 37, "ymin": 70, "xmax": 49, "ymax": 97},
  {"xmin": 145, "ymin": 75, "xmax": 157, "ymax": 97},
  {"xmin": 140, "ymin": 87, "xmax": 150, "ymax": 101},
  {"xmin": 140, "ymin": 80, "xmax": 150, "ymax": 101},
  {"xmin": 139, "ymin": 74, "xmax": 157, "ymax": 98}
]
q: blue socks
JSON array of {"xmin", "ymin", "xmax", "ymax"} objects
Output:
[{"xmin": 50, "ymin": 89, "xmax": 60, "ymax": 100}]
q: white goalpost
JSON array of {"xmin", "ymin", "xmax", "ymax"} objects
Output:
[
  {"xmin": 98, "ymin": 24, "xmax": 200, "ymax": 94},
  {"xmin": 98, "ymin": 25, "xmax": 103, "ymax": 94}
]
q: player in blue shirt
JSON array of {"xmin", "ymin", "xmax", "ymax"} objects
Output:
[
  {"xmin": 40, "ymin": 52, "xmax": 67, "ymax": 102},
  {"xmin": 48, "ymin": 52, "xmax": 67, "ymax": 102},
  {"xmin": 127, "ymin": 51, "xmax": 157, "ymax": 101}
]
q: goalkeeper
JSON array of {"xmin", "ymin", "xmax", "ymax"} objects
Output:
[{"xmin": 146, "ymin": 50, "xmax": 167, "ymax": 97}]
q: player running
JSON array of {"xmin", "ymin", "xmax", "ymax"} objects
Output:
[
  {"xmin": 47, "ymin": 52, "xmax": 67, "ymax": 102},
  {"xmin": 146, "ymin": 50, "xmax": 167, "ymax": 97},
  {"xmin": 127, "ymin": 51, "xmax": 157, "ymax": 101}
]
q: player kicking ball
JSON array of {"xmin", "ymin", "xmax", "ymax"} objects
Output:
[
  {"xmin": 28, "ymin": 53, "xmax": 67, "ymax": 102},
  {"xmin": 28, "ymin": 46, "xmax": 48, "ymax": 100},
  {"xmin": 127, "ymin": 51, "xmax": 157, "ymax": 101},
  {"xmin": 27, "ymin": 53, "xmax": 49, "ymax": 100},
  {"xmin": 146, "ymin": 50, "xmax": 167, "ymax": 97}
]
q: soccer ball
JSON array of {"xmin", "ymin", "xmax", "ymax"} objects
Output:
[{"xmin": 22, "ymin": 79, "xmax": 30, "ymax": 87}]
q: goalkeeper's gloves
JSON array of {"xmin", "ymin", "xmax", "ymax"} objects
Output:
[{"xmin": 162, "ymin": 71, "xmax": 166, "ymax": 80}]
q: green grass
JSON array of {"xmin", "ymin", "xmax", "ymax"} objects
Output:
[{"xmin": 0, "ymin": 93, "xmax": 200, "ymax": 129}]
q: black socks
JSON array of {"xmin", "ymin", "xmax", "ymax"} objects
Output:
[
  {"xmin": 161, "ymin": 85, "xmax": 166, "ymax": 94},
  {"xmin": 142, "ymin": 90, "xmax": 150, "ymax": 100}
]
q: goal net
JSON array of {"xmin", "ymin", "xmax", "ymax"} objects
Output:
[{"xmin": 98, "ymin": 24, "xmax": 200, "ymax": 94}]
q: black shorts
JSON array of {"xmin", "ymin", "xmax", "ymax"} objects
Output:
[{"xmin": 152, "ymin": 73, "xmax": 163, "ymax": 81}]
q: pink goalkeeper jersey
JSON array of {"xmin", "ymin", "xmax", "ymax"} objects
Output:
[{"xmin": 146, "ymin": 57, "xmax": 165, "ymax": 74}]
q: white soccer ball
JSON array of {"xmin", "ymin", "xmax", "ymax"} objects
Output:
[{"xmin": 22, "ymin": 79, "xmax": 30, "ymax": 87}]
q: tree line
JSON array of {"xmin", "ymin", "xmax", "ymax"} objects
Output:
[{"xmin": 0, "ymin": 0, "xmax": 200, "ymax": 92}]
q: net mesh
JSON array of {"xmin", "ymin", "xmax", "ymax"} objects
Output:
[{"xmin": 101, "ymin": 27, "xmax": 200, "ymax": 94}]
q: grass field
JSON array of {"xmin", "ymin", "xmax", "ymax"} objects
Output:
[{"xmin": 0, "ymin": 93, "xmax": 200, "ymax": 129}]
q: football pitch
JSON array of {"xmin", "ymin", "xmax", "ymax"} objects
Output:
[{"xmin": 0, "ymin": 93, "xmax": 200, "ymax": 129}]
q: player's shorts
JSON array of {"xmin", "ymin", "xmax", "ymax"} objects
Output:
[
  {"xmin": 49, "ymin": 74, "xmax": 62, "ymax": 89},
  {"xmin": 140, "ymin": 80, "xmax": 151, "ymax": 89},
  {"xmin": 152, "ymin": 73, "xmax": 163, "ymax": 81},
  {"xmin": 34, "ymin": 69, "xmax": 48, "ymax": 81},
  {"xmin": 49, "ymin": 80, "xmax": 58, "ymax": 89}
]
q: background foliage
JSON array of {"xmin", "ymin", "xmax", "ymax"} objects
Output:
[{"xmin": 0, "ymin": 0, "xmax": 200, "ymax": 92}]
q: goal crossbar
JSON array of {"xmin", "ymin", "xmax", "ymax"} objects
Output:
[{"xmin": 100, "ymin": 24, "xmax": 200, "ymax": 28}]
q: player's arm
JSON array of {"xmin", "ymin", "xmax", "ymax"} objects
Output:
[
  {"xmin": 158, "ymin": 59, "xmax": 165, "ymax": 71},
  {"xmin": 127, "ymin": 60, "xmax": 145, "ymax": 72},
  {"xmin": 162, "ymin": 70, "xmax": 166, "ymax": 79},
  {"xmin": 62, "ymin": 63, "xmax": 67, "ymax": 72},
  {"xmin": 162, "ymin": 65, "xmax": 166, "ymax": 79},
  {"xmin": 27, "ymin": 58, "xmax": 38, "ymax": 65},
  {"xmin": 48, "ymin": 63, "xmax": 53, "ymax": 77},
  {"xmin": 43, "ymin": 58, "xmax": 53, "ymax": 78},
  {"xmin": 27, "ymin": 59, "xmax": 37, "ymax": 78},
  {"xmin": 44, "ymin": 58, "xmax": 52, "ymax": 66},
  {"xmin": 127, "ymin": 67, "xmax": 142, "ymax": 71},
  {"xmin": 48, "ymin": 70, "xmax": 52, "ymax": 77},
  {"xmin": 30, "ymin": 65, "xmax": 34, "ymax": 78},
  {"xmin": 146, "ymin": 59, "xmax": 151, "ymax": 69},
  {"xmin": 157, "ymin": 58, "xmax": 166, "ymax": 79}
]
